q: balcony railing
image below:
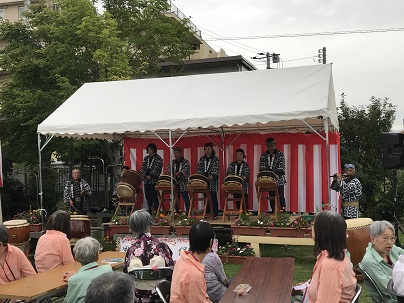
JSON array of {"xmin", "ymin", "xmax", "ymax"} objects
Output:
[{"xmin": 167, "ymin": 0, "xmax": 202, "ymax": 38}]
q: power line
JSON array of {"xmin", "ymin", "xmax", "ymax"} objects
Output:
[
  {"xmin": 205, "ymin": 27, "xmax": 404, "ymax": 41},
  {"xmin": 203, "ymin": 32, "xmax": 259, "ymax": 55},
  {"xmin": 198, "ymin": 25, "xmax": 265, "ymax": 53}
]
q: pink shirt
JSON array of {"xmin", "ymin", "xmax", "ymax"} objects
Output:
[
  {"xmin": 0, "ymin": 244, "xmax": 36, "ymax": 284},
  {"xmin": 171, "ymin": 250, "xmax": 211, "ymax": 303},
  {"xmin": 34, "ymin": 230, "xmax": 74, "ymax": 273},
  {"xmin": 308, "ymin": 250, "xmax": 356, "ymax": 303}
]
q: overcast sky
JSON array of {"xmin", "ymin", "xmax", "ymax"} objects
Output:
[{"xmin": 173, "ymin": 0, "xmax": 404, "ymax": 131}]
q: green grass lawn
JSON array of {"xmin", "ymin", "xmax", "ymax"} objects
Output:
[{"xmin": 223, "ymin": 244, "xmax": 372, "ymax": 303}]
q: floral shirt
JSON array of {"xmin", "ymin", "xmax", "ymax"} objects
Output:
[{"xmin": 123, "ymin": 233, "xmax": 174, "ymax": 273}]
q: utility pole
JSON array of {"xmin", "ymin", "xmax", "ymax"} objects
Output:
[
  {"xmin": 251, "ymin": 52, "xmax": 280, "ymax": 69},
  {"xmin": 318, "ymin": 47, "xmax": 327, "ymax": 64}
]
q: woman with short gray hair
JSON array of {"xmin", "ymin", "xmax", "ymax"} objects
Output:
[
  {"xmin": 63, "ymin": 237, "xmax": 112, "ymax": 303},
  {"xmin": 123, "ymin": 209, "xmax": 174, "ymax": 273},
  {"xmin": 361, "ymin": 220, "xmax": 404, "ymax": 303}
]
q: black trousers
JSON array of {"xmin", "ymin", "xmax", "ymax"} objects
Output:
[
  {"xmin": 144, "ymin": 183, "xmax": 158, "ymax": 214},
  {"xmin": 269, "ymin": 185, "xmax": 285, "ymax": 212},
  {"xmin": 233, "ymin": 193, "xmax": 249, "ymax": 210}
]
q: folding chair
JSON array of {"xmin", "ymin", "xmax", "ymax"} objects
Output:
[
  {"xmin": 358, "ymin": 263, "xmax": 388, "ymax": 303},
  {"xmin": 351, "ymin": 284, "xmax": 362, "ymax": 303},
  {"xmin": 156, "ymin": 280, "xmax": 171, "ymax": 303},
  {"xmin": 128, "ymin": 267, "xmax": 172, "ymax": 303}
]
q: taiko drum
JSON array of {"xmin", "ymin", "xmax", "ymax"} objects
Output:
[
  {"xmin": 4, "ymin": 219, "xmax": 30, "ymax": 256},
  {"xmin": 70, "ymin": 215, "xmax": 91, "ymax": 240},
  {"xmin": 346, "ymin": 217, "xmax": 373, "ymax": 267}
]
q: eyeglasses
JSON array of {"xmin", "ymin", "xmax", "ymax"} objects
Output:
[{"xmin": 379, "ymin": 236, "xmax": 396, "ymax": 242}]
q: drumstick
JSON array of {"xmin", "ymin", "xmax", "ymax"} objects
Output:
[{"xmin": 71, "ymin": 205, "xmax": 78, "ymax": 212}]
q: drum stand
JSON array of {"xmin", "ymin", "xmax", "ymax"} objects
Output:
[
  {"xmin": 255, "ymin": 180, "xmax": 281, "ymax": 215},
  {"xmin": 114, "ymin": 190, "xmax": 142, "ymax": 217},
  {"xmin": 221, "ymin": 184, "xmax": 246, "ymax": 223},
  {"xmin": 155, "ymin": 184, "xmax": 179, "ymax": 216},
  {"xmin": 187, "ymin": 184, "xmax": 214, "ymax": 220}
]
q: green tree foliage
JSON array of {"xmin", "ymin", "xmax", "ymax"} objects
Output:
[
  {"xmin": 338, "ymin": 94, "xmax": 401, "ymax": 219},
  {"xmin": 105, "ymin": 0, "xmax": 196, "ymax": 77},
  {"xmin": 0, "ymin": 0, "xmax": 195, "ymax": 213},
  {"xmin": 0, "ymin": 0, "xmax": 131, "ymax": 165}
]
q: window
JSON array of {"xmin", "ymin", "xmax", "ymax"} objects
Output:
[
  {"xmin": 0, "ymin": 9, "xmax": 4, "ymax": 21},
  {"xmin": 18, "ymin": 6, "xmax": 26, "ymax": 21}
]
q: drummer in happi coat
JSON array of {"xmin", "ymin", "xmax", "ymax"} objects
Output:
[
  {"xmin": 197, "ymin": 143, "xmax": 220, "ymax": 219},
  {"xmin": 259, "ymin": 137, "xmax": 286, "ymax": 211},
  {"xmin": 227, "ymin": 148, "xmax": 250, "ymax": 210},
  {"xmin": 141, "ymin": 143, "xmax": 163, "ymax": 214},
  {"xmin": 64, "ymin": 169, "xmax": 92, "ymax": 215},
  {"xmin": 166, "ymin": 147, "xmax": 191, "ymax": 213}
]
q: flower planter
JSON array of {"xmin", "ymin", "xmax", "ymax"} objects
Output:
[
  {"xmin": 175, "ymin": 226, "xmax": 192, "ymax": 236},
  {"xmin": 29, "ymin": 224, "xmax": 42, "ymax": 233},
  {"xmin": 150, "ymin": 225, "xmax": 173, "ymax": 236},
  {"xmin": 231, "ymin": 226, "xmax": 267, "ymax": 236},
  {"xmin": 219, "ymin": 255, "xmax": 248, "ymax": 265},
  {"xmin": 268, "ymin": 227, "xmax": 311, "ymax": 238},
  {"xmin": 108, "ymin": 224, "xmax": 130, "ymax": 236}
]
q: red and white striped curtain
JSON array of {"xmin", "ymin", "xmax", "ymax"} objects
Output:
[{"xmin": 124, "ymin": 132, "xmax": 340, "ymax": 213}]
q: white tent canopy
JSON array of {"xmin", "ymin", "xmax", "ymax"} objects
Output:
[{"xmin": 37, "ymin": 64, "xmax": 338, "ymax": 139}]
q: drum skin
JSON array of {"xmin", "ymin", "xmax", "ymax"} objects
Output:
[
  {"xmin": 224, "ymin": 175, "xmax": 244, "ymax": 185},
  {"xmin": 157, "ymin": 175, "xmax": 177, "ymax": 185},
  {"xmin": 257, "ymin": 170, "xmax": 278, "ymax": 181},
  {"xmin": 188, "ymin": 174, "xmax": 209, "ymax": 185},
  {"xmin": 117, "ymin": 170, "xmax": 142, "ymax": 197},
  {"xmin": 4, "ymin": 220, "xmax": 30, "ymax": 244},
  {"xmin": 70, "ymin": 215, "xmax": 91, "ymax": 240},
  {"xmin": 346, "ymin": 218, "xmax": 373, "ymax": 266}
]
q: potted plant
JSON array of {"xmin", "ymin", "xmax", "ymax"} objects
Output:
[
  {"xmin": 14, "ymin": 209, "xmax": 44, "ymax": 232},
  {"xmin": 268, "ymin": 212, "xmax": 311, "ymax": 238},
  {"xmin": 217, "ymin": 241, "xmax": 255, "ymax": 264},
  {"xmin": 174, "ymin": 212, "xmax": 198, "ymax": 236},
  {"xmin": 109, "ymin": 215, "xmax": 131, "ymax": 236},
  {"xmin": 231, "ymin": 212, "xmax": 269, "ymax": 236},
  {"xmin": 150, "ymin": 214, "xmax": 173, "ymax": 235}
]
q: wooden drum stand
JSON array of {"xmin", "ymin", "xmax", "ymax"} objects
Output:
[
  {"xmin": 255, "ymin": 179, "xmax": 281, "ymax": 215},
  {"xmin": 155, "ymin": 183, "xmax": 179, "ymax": 216},
  {"xmin": 187, "ymin": 182, "xmax": 213, "ymax": 220},
  {"xmin": 221, "ymin": 183, "xmax": 247, "ymax": 222}
]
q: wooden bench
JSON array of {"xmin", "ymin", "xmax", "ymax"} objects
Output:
[{"xmin": 235, "ymin": 235, "xmax": 314, "ymax": 257}]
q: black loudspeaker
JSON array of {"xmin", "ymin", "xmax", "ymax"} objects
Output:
[{"xmin": 382, "ymin": 132, "xmax": 404, "ymax": 169}]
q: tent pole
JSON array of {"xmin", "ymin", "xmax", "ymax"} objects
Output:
[
  {"xmin": 168, "ymin": 130, "xmax": 174, "ymax": 223},
  {"xmin": 37, "ymin": 133, "xmax": 44, "ymax": 229},
  {"xmin": 324, "ymin": 118, "xmax": 331, "ymax": 211}
]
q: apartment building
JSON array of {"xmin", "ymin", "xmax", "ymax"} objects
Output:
[{"xmin": 0, "ymin": 0, "xmax": 228, "ymax": 60}]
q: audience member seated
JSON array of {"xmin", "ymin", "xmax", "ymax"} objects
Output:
[
  {"xmin": 171, "ymin": 221, "xmax": 213, "ymax": 303},
  {"xmin": 361, "ymin": 220, "xmax": 404, "ymax": 303},
  {"xmin": 63, "ymin": 237, "xmax": 112, "ymax": 303},
  {"xmin": 123, "ymin": 209, "xmax": 174, "ymax": 273},
  {"xmin": 35, "ymin": 210, "xmax": 74, "ymax": 273},
  {"xmin": 85, "ymin": 271, "xmax": 135, "ymax": 303},
  {"xmin": 0, "ymin": 224, "xmax": 36, "ymax": 285},
  {"xmin": 393, "ymin": 255, "xmax": 404, "ymax": 296},
  {"xmin": 202, "ymin": 251, "xmax": 229, "ymax": 303},
  {"xmin": 307, "ymin": 211, "xmax": 356, "ymax": 303}
]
